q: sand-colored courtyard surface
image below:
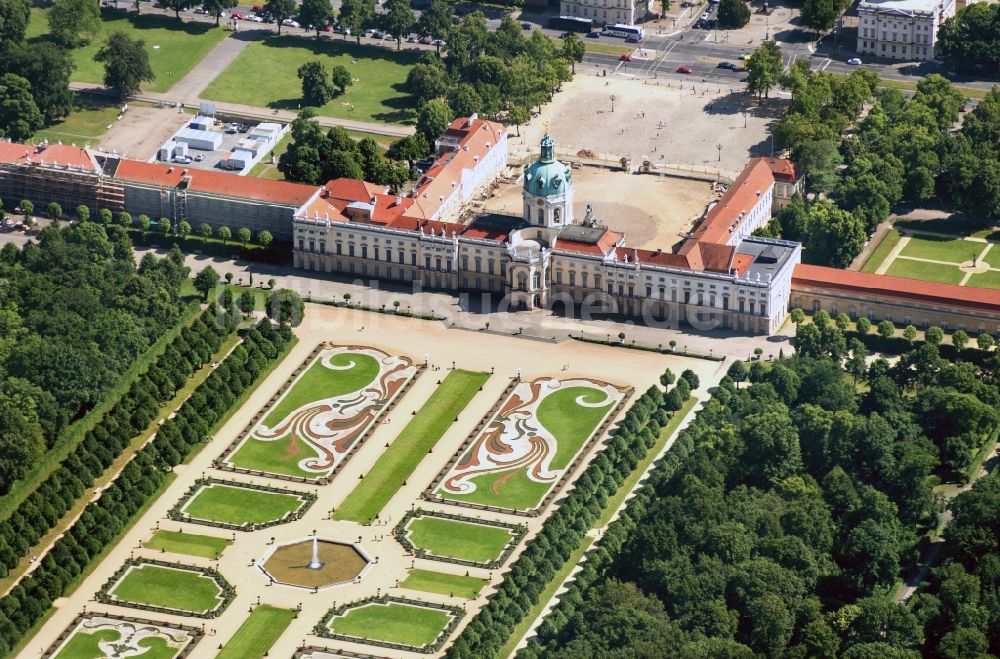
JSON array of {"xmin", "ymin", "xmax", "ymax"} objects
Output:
[
  {"xmin": 21, "ymin": 304, "xmax": 726, "ymax": 659},
  {"xmin": 484, "ymin": 167, "xmax": 714, "ymax": 250},
  {"xmin": 96, "ymin": 103, "xmax": 189, "ymax": 161},
  {"xmin": 514, "ymin": 73, "xmax": 776, "ymax": 176}
]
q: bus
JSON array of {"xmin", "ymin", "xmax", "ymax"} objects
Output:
[
  {"xmin": 549, "ymin": 16, "xmax": 595, "ymax": 33},
  {"xmin": 602, "ymin": 24, "xmax": 645, "ymax": 39}
]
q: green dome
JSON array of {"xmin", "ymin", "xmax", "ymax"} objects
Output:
[{"xmin": 524, "ymin": 133, "xmax": 571, "ymax": 198}]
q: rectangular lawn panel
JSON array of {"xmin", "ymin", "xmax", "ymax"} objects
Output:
[
  {"xmin": 28, "ymin": 8, "xmax": 227, "ymax": 93},
  {"xmin": 217, "ymin": 605, "xmax": 296, "ymax": 659},
  {"xmin": 401, "ymin": 569, "xmax": 487, "ymax": 599},
  {"xmin": 333, "ymin": 370, "xmax": 490, "ymax": 523},
  {"xmin": 885, "ymin": 258, "xmax": 965, "ymax": 284},
  {"xmin": 202, "ymin": 35, "xmax": 418, "ymax": 125},
  {"xmin": 181, "ymin": 484, "xmax": 303, "ymax": 526},
  {"xmin": 144, "ymin": 530, "xmax": 231, "ymax": 559},
  {"xmin": 33, "ymin": 96, "xmax": 122, "ymax": 146},
  {"xmin": 329, "ymin": 602, "xmax": 450, "ymax": 647},
  {"xmin": 406, "ymin": 516, "xmax": 514, "ymax": 563},
  {"xmin": 898, "ymin": 235, "xmax": 978, "ymax": 264},
  {"xmin": 860, "ymin": 229, "xmax": 902, "ymax": 273},
  {"xmin": 227, "ymin": 434, "xmax": 315, "ymax": 478},
  {"xmin": 966, "ymin": 270, "xmax": 1000, "ymax": 290},
  {"xmin": 110, "ymin": 564, "xmax": 221, "ymax": 614}
]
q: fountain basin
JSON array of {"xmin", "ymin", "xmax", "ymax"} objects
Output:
[{"xmin": 259, "ymin": 538, "xmax": 372, "ymax": 590}]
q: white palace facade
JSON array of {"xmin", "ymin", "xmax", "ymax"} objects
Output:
[{"xmin": 293, "ymin": 116, "xmax": 802, "ymax": 335}]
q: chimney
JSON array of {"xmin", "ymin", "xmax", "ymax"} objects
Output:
[
  {"xmin": 467, "ymin": 113, "xmax": 477, "ymax": 126},
  {"xmin": 168, "ymin": 166, "xmax": 174, "ymax": 173},
  {"xmin": 395, "ymin": 194, "xmax": 402, "ymax": 206}
]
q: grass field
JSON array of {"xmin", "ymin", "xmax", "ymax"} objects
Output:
[
  {"xmin": 227, "ymin": 434, "xmax": 319, "ymax": 478},
  {"xmin": 401, "ymin": 569, "xmax": 487, "ymax": 599},
  {"xmin": 334, "ymin": 370, "xmax": 490, "ymax": 523},
  {"xmin": 967, "ymin": 270, "xmax": 1000, "ymax": 289},
  {"xmin": 406, "ymin": 516, "xmax": 514, "ymax": 563},
  {"xmin": 438, "ymin": 384, "xmax": 617, "ymax": 510},
  {"xmin": 28, "ymin": 8, "xmax": 227, "ymax": 93},
  {"xmin": 111, "ymin": 564, "xmax": 222, "ymax": 613},
  {"xmin": 217, "ymin": 605, "xmax": 296, "ymax": 659},
  {"xmin": 899, "ymin": 235, "xmax": 979, "ymax": 264},
  {"xmin": 329, "ymin": 602, "xmax": 451, "ymax": 647},
  {"xmin": 181, "ymin": 483, "xmax": 304, "ymax": 525},
  {"xmin": 33, "ymin": 96, "xmax": 121, "ymax": 146},
  {"xmin": 885, "ymin": 258, "xmax": 965, "ymax": 284},
  {"xmin": 264, "ymin": 351, "xmax": 380, "ymax": 426},
  {"xmin": 143, "ymin": 530, "xmax": 231, "ymax": 559},
  {"xmin": 860, "ymin": 229, "xmax": 903, "ymax": 273},
  {"xmin": 55, "ymin": 628, "xmax": 179, "ymax": 659},
  {"xmin": 981, "ymin": 245, "xmax": 1000, "ymax": 269},
  {"xmin": 202, "ymin": 35, "xmax": 418, "ymax": 124}
]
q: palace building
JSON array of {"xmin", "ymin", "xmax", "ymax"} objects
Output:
[
  {"xmin": 5, "ymin": 116, "xmax": 1000, "ymax": 336},
  {"xmin": 293, "ymin": 118, "xmax": 802, "ymax": 334}
]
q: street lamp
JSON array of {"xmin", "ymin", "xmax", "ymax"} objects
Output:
[
  {"xmin": 716, "ymin": 144, "xmax": 723, "ymax": 162},
  {"xmin": 610, "ymin": 94, "xmax": 617, "ymax": 112}
]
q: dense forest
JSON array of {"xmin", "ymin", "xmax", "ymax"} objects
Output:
[
  {"xmin": 0, "ymin": 221, "xmax": 187, "ymax": 491},
  {"xmin": 525, "ymin": 334, "xmax": 1000, "ymax": 657}
]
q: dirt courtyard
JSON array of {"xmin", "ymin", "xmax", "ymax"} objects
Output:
[
  {"xmin": 484, "ymin": 167, "xmax": 714, "ymax": 250},
  {"xmin": 97, "ymin": 102, "xmax": 190, "ymax": 161},
  {"xmin": 513, "ymin": 73, "xmax": 775, "ymax": 176}
]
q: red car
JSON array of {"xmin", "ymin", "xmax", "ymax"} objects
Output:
[
  {"xmin": 677, "ymin": 65, "xmax": 693, "ymax": 74},
  {"xmin": 619, "ymin": 53, "xmax": 633, "ymax": 62},
  {"xmin": 231, "ymin": 11, "xmax": 243, "ymax": 19}
]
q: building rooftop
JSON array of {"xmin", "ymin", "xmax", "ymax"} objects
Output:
[
  {"xmin": 114, "ymin": 160, "xmax": 316, "ymax": 206},
  {"xmin": 793, "ymin": 264, "xmax": 1000, "ymax": 312},
  {"xmin": 738, "ymin": 238, "xmax": 798, "ymax": 283},
  {"xmin": 858, "ymin": 0, "xmax": 945, "ymax": 13},
  {"xmin": 0, "ymin": 141, "xmax": 99, "ymax": 172},
  {"xmin": 690, "ymin": 159, "xmax": 775, "ymax": 245}
]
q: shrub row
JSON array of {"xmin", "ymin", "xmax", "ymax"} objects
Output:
[
  {"xmin": 0, "ymin": 306, "xmax": 237, "ymax": 577},
  {"xmin": 444, "ymin": 381, "xmax": 682, "ymax": 658},
  {"xmin": 0, "ymin": 319, "xmax": 292, "ymax": 657}
]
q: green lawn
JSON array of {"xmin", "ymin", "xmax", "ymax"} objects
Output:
[
  {"xmin": 227, "ymin": 434, "xmax": 321, "ymax": 478},
  {"xmin": 181, "ymin": 484, "xmax": 304, "ymax": 525},
  {"xmin": 202, "ymin": 35, "xmax": 418, "ymax": 124},
  {"xmin": 899, "ymin": 235, "xmax": 979, "ymax": 264},
  {"xmin": 329, "ymin": 602, "xmax": 451, "ymax": 647},
  {"xmin": 264, "ymin": 351, "xmax": 381, "ymax": 426},
  {"xmin": 401, "ymin": 569, "xmax": 486, "ymax": 599},
  {"xmin": 406, "ymin": 516, "xmax": 514, "ymax": 563},
  {"xmin": 966, "ymin": 269, "xmax": 1000, "ymax": 290},
  {"xmin": 55, "ymin": 628, "xmax": 179, "ymax": 659},
  {"xmin": 861, "ymin": 229, "xmax": 902, "ymax": 273},
  {"xmin": 334, "ymin": 370, "xmax": 490, "ymax": 523},
  {"xmin": 438, "ymin": 384, "xmax": 617, "ymax": 510},
  {"xmin": 980, "ymin": 245, "xmax": 1000, "ymax": 269},
  {"xmin": 217, "ymin": 605, "xmax": 296, "ymax": 659},
  {"xmin": 143, "ymin": 529, "xmax": 231, "ymax": 559},
  {"xmin": 885, "ymin": 258, "xmax": 965, "ymax": 284},
  {"xmin": 28, "ymin": 8, "xmax": 227, "ymax": 93},
  {"xmin": 33, "ymin": 96, "xmax": 121, "ymax": 146},
  {"xmin": 111, "ymin": 564, "xmax": 222, "ymax": 613}
]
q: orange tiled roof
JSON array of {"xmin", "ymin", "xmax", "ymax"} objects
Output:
[
  {"xmin": 0, "ymin": 142, "xmax": 98, "ymax": 171},
  {"xmin": 792, "ymin": 264, "xmax": 1000, "ymax": 312},
  {"xmin": 114, "ymin": 160, "xmax": 316, "ymax": 206},
  {"xmin": 690, "ymin": 159, "xmax": 775, "ymax": 245},
  {"xmin": 758, "ymin": 156, "xmax": 798, "ymax": 183}
]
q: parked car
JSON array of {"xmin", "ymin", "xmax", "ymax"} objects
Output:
[
  {"xmin": 625, "ymin": 35, "xmax": 639, "ymax": 43},
  {"xmin": 431, "ymin": 38, "xmax": 446, "ymax": 46},
  {"xmin": 193, "ymin": 6, "xmax": 208, "ymax": 13},
  {"xmin": 418, "ymin": 36, "xmax": 432, "ymax": 44},
  {"xmin": 193, "ymin": 153, "xmax": 205, "ymax": 162},
  {"xmin": 619, "ymin": 52, "xmax": 633, "ymax": 62},
  {"xmin": 717, "ymin": 61, "xmax": 737, "ymax": 70},
  {"xmin": 406, "ymin": 34, "xmax": 417, "ymax": 42},
  {"xmin": 677, "ymin": 65, "xmax": 693, "ymax": 74},
  {"xmin": 173, "ymin": 156, "xmax": 192, "ymax": 164},
  {"xmin": 245, "ymin": 14, "xmax": 262, "ymax": 21},
  {"xmin": 521, "ymin": 22, "xmax": 531, "ymax": 29},
  {"xmin": 282, "ymin": 18, "xmax": 300, "ymax": 28},
  {"xmin": 847, "ymin": 57, "xmax": 862, "ymax": 65},
  {"xmin": 738, "ymin": 52, "xmax": 749, "ymax": 60},
  {"xmin": 586, "ymin": 31, "xmax": 601, "ymax": 38},
  {"xmin": 231, "ymin": 11, "xmax": 243, "ymax": 19}
]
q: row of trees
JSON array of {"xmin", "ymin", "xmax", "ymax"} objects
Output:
[
  {"xmin": 0, "ymin": 301, "xmax": 235, "ymax": 575},
  {"xmin": 279, "ymin": 110, "xmax": 411, "ymax": 189},
  {"xmin": 445, "ymin": 371, "xmax": 700, "ymax": 658},
  {"xmin": 527, "ymin": 341, "xmax": 995, "ymax": 657},
  {"xmin": 937, "ymin": 3, "xmax": 1000, "ymax": 76},
  {"xmin": 0, "ymin": 221, "xmax": 187, "ymax": 492},
  {"xmin": 0, "ymin": 319, "xmax": 292, "ymax": 656}
]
